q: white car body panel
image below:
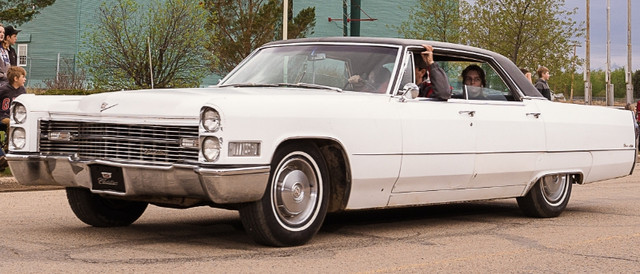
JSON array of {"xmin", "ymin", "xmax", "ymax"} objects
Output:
[{"xmin": 533, "ymin": 100, "xmax": 635, "ymax": 183}]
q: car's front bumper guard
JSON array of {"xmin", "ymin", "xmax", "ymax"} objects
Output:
[{"xmin": 6, "ymin": 154, "xmax": 270, "ymax": 204}]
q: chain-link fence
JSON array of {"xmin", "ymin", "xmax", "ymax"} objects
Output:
[{"xmin": 25, "ymin": 53, "xmax": 87, "ymax": 90}]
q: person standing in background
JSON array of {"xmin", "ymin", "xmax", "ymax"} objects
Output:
[
  {"xmin": 0, "ymin": 24, "xmax": 9, "ymax": 86},
  {"xmin": 520, "ymin": 68, "xmax": 532, "ymax": 83},
  {"xmin": 3, "ymin": 26, "xmax": 20, "ymax": 67},
  {"xmin": 0, "ymin": 66, "xmax": 27, "ymax": 124},
  {"xmin": 535, "ymin": 66, "xmax": 552, "ymax": 100},
  {"xmin": 0, "ymin": 66, "xmax": 26, "ymax": 169}
]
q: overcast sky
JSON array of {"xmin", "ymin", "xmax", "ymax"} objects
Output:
[{"xmin": 564, "ymin": 0, "xmax": 639, "ymax": 72}]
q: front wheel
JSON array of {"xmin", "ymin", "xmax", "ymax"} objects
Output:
[
  {"xmin": 239, "ymin": 142, "xmax": 330, "ymax": 247},
  {"xmin": 517, "ymin": 174, "xmax": 573, "ymax": 218},
  {"xmin": 66, "ymin": 187, "xmax": 148, "ymax": 227}
]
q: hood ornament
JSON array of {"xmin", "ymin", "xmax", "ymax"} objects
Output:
[{"xmin": 100, "ymin": 102, "xmax": 118, "ymax": 112}]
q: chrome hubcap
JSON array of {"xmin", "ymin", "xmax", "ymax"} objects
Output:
[
  {"xmin": 541, "ymin": 174, "xmax": 568, "ymax": 205},
  {"xmin": 272, "ymin": 155, "xmax": 319, "ymax": 228}
]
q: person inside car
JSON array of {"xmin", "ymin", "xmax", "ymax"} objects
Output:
[
  {"xmin": 462, "ymin": 64, "xmax": 487, "ymax": 100},
  {"xmin": 348, "ymin": 66, "xmax": 391, "ymax": 93},
  {"xmin": 416, "ymin": 44, "xmax": 451, "ymax": 100}
]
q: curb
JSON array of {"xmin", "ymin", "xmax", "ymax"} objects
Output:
[{"xmin": 0, "ymin": 176, "xmax": 63, "ymax": 192}]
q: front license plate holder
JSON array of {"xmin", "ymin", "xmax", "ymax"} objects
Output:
[{"xmin": 90, "ymin": 165, "xmax": 126, "ymax": 193}]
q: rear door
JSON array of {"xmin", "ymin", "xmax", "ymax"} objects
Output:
[
  {"xmin": 470, "ymin": 100, "xmax": 545, "ymax": 189},
  {"xmin": 462, "ymin": 61, "xmax": 546, "ymax": 190}
]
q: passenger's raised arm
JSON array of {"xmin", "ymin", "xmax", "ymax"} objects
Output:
[{"xmin": 419, "ymin": 44, "xmax": 451, "ymax": 100}]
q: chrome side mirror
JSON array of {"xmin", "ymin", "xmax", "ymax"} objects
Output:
[{"xmin": 399, "ymin": 83, "xmax": 419, "ymax": 100}]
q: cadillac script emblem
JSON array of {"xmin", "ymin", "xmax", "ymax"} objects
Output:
[
  {"xmin": 100, "ymin": 102, "xmax": 118, "ymax": 112},
  {"xmin": 97, "ymin": 172, "xmax": 118, "ymax": 186}
]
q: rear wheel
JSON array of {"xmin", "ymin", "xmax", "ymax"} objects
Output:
[
  {"xmin": 66, "ymin": 187, "xmax": 148, "ymax": 227},
  {"xmin": 239, "ymin": 142, "xmax": 329, "ymax": 247},
  {"xmin": 517, "ymin": 174, "xmax": 572, "ymax": 218}
]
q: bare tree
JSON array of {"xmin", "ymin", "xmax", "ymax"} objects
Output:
[
  {"xmin": 81, "ymin": 0, "xmax": 210, "ymax": 90},
  {"xmin": 43, "ymin": 56, "xmax": 88, "ymax": 91}
]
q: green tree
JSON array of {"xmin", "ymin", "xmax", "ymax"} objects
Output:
[
  {"xmin": 394, "ymin": 0, "xmax": 462, "ymax": 43},
  {"xmin": 547, "ymin": 70, "xmax": 572, "ymax": 97},
  {"xmin": 80, "ymin": 0, "xmax": 210, "ymax": 90},
  {"xmin": 202, "ymin": 0, "xmax": 316, "ymax": 76},
  {"xmin": 0, "ymin": 0, "xmax": 55, "ymax": 25},
  {"xmin": 590, "ymin": 70, "xmax": 606, "ymax": 98},
  {"xmin": 611, "ymin": 68, "xmax": 627, "ymax": 98},
  {"xmin": 461, "ymin": 0, "xmax": 583, "ymax": 75}
]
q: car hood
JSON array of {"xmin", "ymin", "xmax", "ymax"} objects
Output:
[
  {"xmin": 74, "ymin": 88, "xmax": 223, "ymax": 118},
  {"xmin": 33, "ymin": 86, "xmax": 357, "ymax": 121}
]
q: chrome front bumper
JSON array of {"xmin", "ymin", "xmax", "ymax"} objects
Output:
[{"xmin": 6, "ymin": 154, "xmax": 270, "ymax": 204}]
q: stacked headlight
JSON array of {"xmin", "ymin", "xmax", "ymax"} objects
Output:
[
  {"xmin": 11, "ymin": 103, "xmax": 26, "ymax": 124},
  {"xmin": 11, "ymin": 128, "xmax": 26, "ymax": 149},
  {"xmin": 202, "ymin": 137, "xmax": 221, "ymax": 162},
  {"xmin": 201, "ymin": 108, "xmax": 221, "ymax": 132},
  {"xmin": 10, "ymin": 102, "xmax": 27, "ymax": 149},
  {"xmin": 200, "ymin": 107, "xmax": 222, "ymax": 162}
]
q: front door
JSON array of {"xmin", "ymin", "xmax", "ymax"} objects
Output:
[{"xmin": 393, "ymin": 98, "xmax": 477, "ymax": 192}]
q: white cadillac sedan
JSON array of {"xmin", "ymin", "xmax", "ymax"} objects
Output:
[{"xmin": 6, "ymin": 37, "xmax": 636, "ymax": 247}]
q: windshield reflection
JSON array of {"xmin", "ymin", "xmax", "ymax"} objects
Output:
[{"xmin": 221, "ymin": 44, "xmax": 399, "ymax": 93}]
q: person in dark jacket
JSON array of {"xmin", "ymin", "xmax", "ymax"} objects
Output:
[
  {"xmin": 535, "ymin": 66, "xmax": 552, "ymax": 100},
  {"xmin": 416, "ymin": 44, "xmax": 451, "ymax": 100},
  {"xmin": 0, "ymin": 66, "xmax": 26, "ymax": 123},
  {"xmin": 3, "ymin": 26, "xmax": 20, "ymax": 67},
  {"xmin": 0, "ymin": 66, "xmax": 26, "ymax": 167}
]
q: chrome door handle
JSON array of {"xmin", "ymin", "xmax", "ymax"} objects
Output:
[
  {"xmin": 458, "ymin": 110, "xmax": 475, "ymax": 117},
  {"xmin": 526, "ymin": 112, "xmax": 541, "ymax": 118}
]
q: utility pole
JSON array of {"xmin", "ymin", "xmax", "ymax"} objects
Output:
[
  {"xmin": 571, "ymin": 44, "xmax": 576, "ymax": 102},
  {"xmin": 606, "ymin": 0, "xmax": 613, "ymax": 106},
  {"xmin": 342, "ymin": 0, "xmax": 348, "ymax": 36},
  {"xmin": 327, "ymin": 0, "xmax": 375, "ymax": 36},
  {"xmin": 584, "ymin": 0, "xmax": 591, "ymax": 105},
  {"xmin": 350, "ymin": 0, "xmax": 361, "ymax": 36},
  {"xmin": 283, "ymin": 0, "xmax": 288, "ymax": 40},
  {"xmin": 627, "ymin": 0, "xmax": 634, "ymax": 104},
  {"xmin": 148, "ymin": 37, "xmax": 153, "ymax": 89}
]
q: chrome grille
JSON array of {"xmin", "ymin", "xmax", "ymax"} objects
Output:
[{"xmin": 39, "ymin": 121, "xmax": 199, "ymax": 163}]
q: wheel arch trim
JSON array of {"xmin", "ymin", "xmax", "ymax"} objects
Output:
[
  {"xmin": 273, "ymin": 137, "xmax": 352, "ymax": 213},
  {"xmin": 522, "ymin": 171, "xmax": 583, "ymax": 196}
]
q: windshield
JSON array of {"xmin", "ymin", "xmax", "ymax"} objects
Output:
[{"xmin": 221, "ymin": 44, "xmax": 400, "ymax": 93}]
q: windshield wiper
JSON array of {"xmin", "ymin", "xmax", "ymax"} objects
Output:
[
  {"xmin": 219, "ymin": 83, "xmax": 279, "ymax": 88},
  {"xmin": 277, "ymin": 83, "xmax": 343, "ymax": 92},
  {"xmin": 218, "ymin": 82, "xmax": 342, "ymax": 92}
]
